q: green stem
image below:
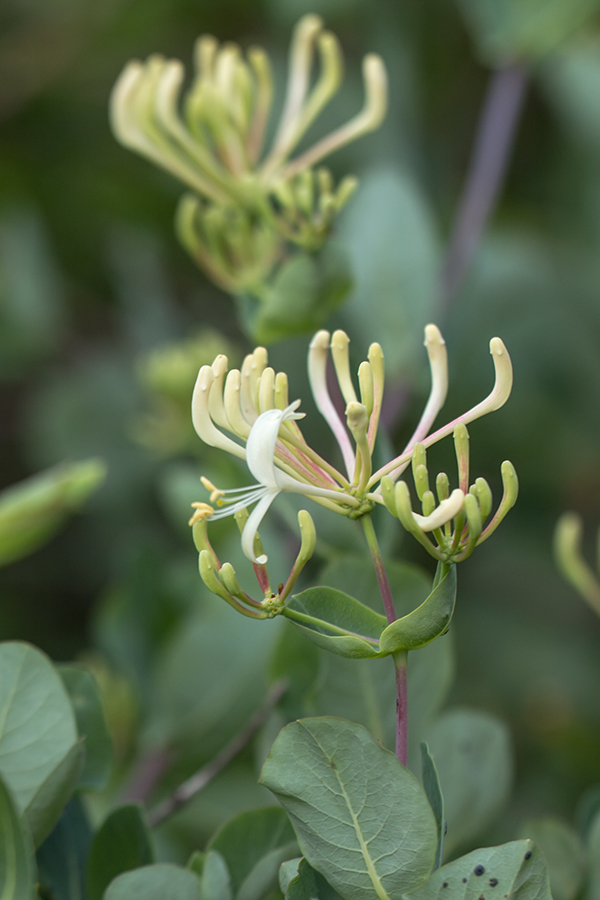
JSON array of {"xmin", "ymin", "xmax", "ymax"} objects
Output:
[
  {"xmin": 361, "ymin": 515, "xmax": 397, "ymax": 625},
  {"xmin": 361, "ymin": 514, "xmax": 408, "ymax": 765}
]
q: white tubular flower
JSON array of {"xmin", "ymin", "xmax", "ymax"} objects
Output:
[{"xmin": 191, "ymin": 326, "xmax": 515, "ymax": 567}]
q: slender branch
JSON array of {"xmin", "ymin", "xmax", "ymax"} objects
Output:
[
  {"xmin": 119, "ymin": 746, "xmax": 173, "ymax": 805},
  {"xmin": 147, "ymin": 680, "xmax": 288, "ymax": 828},
  {"xmin": 440, "ymin": 61, "xmax": 528, "ymax": 309}
]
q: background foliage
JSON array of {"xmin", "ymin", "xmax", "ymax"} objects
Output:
[{"xmin": 2, "ymin": 0, "xmax": 600, "ymax": 888}]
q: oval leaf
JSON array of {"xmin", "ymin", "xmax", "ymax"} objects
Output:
[
  {"xmin": 0, "ymin": 643, "xmax": 78, "ymax": 814},
  {"xmin": 379, "ymin": 566, "xmax": 456, "ymax": 654},
  {"xmin": 208, "ymin": 807, "xmax": 296, "ymax": 898},
  {"xmin": 283, "ymin": 588, "xmax": 387, "ymax": 659},
  {"xmin": 259, "ymin": 717, "xmax": 437, "ymax": 900},
  {"xmin": 37, "ymin": 797, "xmax": 92, "ymax": 900},
  {"xmin": 420, "ymin": 743, "xmax": 445, "ymax": 871},
  {"xmin": 286, "ymin": 859, "xmax": 343, "ymax": 900},
  {"xmin": 87, "ymin": 805, "xmax": 154, "ymax": 900},
  {"xmin": 58, "ymin": 665, "xmax": 113, "ymax": 792},
  {"xmin": 23, "ymin": 738, "xmax": 84, "ymax": 846},
  {"xmin": 425, "ymin": 709, "xmax": 513, "ymax": 856},
  {"xmin": 519, "ymin": 818, "xmax": 586, "ymax": 900},
  {"xmin": 0, "ymin": 774, "xmax": 36, "ymax": 899},
  {"xmin": 103, "ymin": 863, "xmax": 201, "ymax": 900},
  {"xmin": 407, "ymin": 840, "xmax": 551, "ymax": 900}
]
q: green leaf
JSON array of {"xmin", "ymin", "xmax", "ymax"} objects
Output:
[
  {"xmin": 283, "ymin": 587, "xmax": 387, "ymax": 658},
  {"xmin": 87, "ymin": 805, "xmax": 155, "ymax": 900},
  {"xmin": 313, "ymin": 559, "xmax": 454, "ymax": 754},
  {"xmin": 208, "ymin": 807, "xmax": 297, "ymax": 900},
  {"xmin": 286, "ymin": 859, "xmax": 342, "ymax": 900},
  {"xmin": 259, "ymin": 717, "xmax": 437, "ymax": 900},
  {"xmin": 456, "ymin": 0, "xmax": 600, "ymax": 64},
  {"xmin": 407, "ymin": 840, "xmax": 551, "ymax": 900},
  {"xmin": 269, "ymin": 622, "xmax": 322, "ymax": 720},
  {"xmin": 339, "ymin": 166, "xmax": 440, "ymax": 377},
  {"xmin": 379, "ymin": 566, "xmax": 457, "ymax": 654},
  {"xmin": 200, "ymin": 851, "xmax": 233, "ymax": 900},
  {"xmin": 0, "ymin": 642, "xmax": 79, "ymax": 818},
  {"xmin": 587, "ymin": 808, "xmax": 600, "ymax": 900},
  {"xmin": 519, "ymin": 818, "xmax": 586, "ymax": 900},
  {"xmin": 250, "ymin": 244, "xmax": 352, "ymax": 345},
  {"xmin": 37, "ymin": 797, "xmax": 92, "ymax": 900},
  {"xmin": 424, "ymin": 709, "xmax": 513, "ymax": 856},
  {"xmin": 0, "ymin": 459, "xmax": 106, "ymax": 568},
  {"xmin": 279, "ymin": 859, "xmax": 302, "ymax": 895},
  {"xmin": 187, "ymin": 851, "xmax": 205, "ymax": 877},
  {"xmin": 103, "ymin": 863, "xmax": 202, "ymax": 900},
  {"xmin": 23, "ymin": 739, "xmax": 85, "ymax": 847},
  {"xmin": 58, "ymin": 665, "xmax": 114, "ymax": 792},
  {"xmin": 539, "ymin": 38, "xmax": 600, "ymax": 152},
  {"xmin": 0, "ymin": 774, "xmax": 36, "ymax": 900},
  {"xmin": 152, "ymin": 602, "xmax": 281, "ymax": 758},
  {"xmin": 420, "ymin": 743, "xmax": 445, "ymax": 871}
]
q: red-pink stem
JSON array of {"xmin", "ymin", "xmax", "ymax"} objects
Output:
[{"xmin": 394, "ymin": 652, "xmax": 408, "ymax": 766}]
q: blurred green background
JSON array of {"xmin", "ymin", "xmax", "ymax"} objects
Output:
[{"xmin": 3, "ymin": 0, "xmax": 600, "ymax": 863}]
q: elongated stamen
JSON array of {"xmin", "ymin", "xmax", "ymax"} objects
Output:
[{"xmin": 307, "ymin": 330, "xmax": 355, "ymax": 478}]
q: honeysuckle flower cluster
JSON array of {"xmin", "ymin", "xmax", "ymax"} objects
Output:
[
  {"xmin": 381, "ymin": 424, "xmax": 518, "ymax": 563},
  {"xmin": 189, "ymin": 325, "xmax": 516, "ymax": 616},
  {"xmin": 110, "ymin": 15, "xmax": 387, "ymax": 296}
]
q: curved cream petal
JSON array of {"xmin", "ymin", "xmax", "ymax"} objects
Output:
[
  {"xmin": 246, "ymin": 401, "xmax": 302, "ymax": 488},
  {"xmin": 412, "ymin": 488, "xmax": 464, "ymax": 532},
  {"xmin": 241, "ymin": 489, "xmax": 279, "ymax": 563}
]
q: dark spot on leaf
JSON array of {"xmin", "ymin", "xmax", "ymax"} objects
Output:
[
  {"xmin": 278, "ymin": 583, "xmax": 284, "ymax": 594},
  {"xmin": 489, "ymin": 879, "xmax": 498, "ymax": 887},
  {"xmin": 462, "ymin": 879, "xmax": 467, "ymax": 884},
  {"xmin": 474, "ymin": 866, "xmax": 485, "ymax": 876},
  {"xmin": 478, "ymin": 894, "xmax": 485, "ymax": 900},
  {"xmin": 330, "ymin": 761, "xmax": 336, "ymax": 769},
  {"xmin": 444, "ymin": 821, "xmax": 448, "ymax": 835},
  {"xmin": 524, "ymin": 852, "xmax": 531, "ymax": 861}
]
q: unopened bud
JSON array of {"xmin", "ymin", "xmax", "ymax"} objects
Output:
[{"xmin": 298, "ymin": 509, "xmax": 317, "ymax": 563}]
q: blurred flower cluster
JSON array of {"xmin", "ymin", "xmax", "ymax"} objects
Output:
[{"xmin": 110, "ymin": 14, "xmax": 387, "ymax": 316}]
